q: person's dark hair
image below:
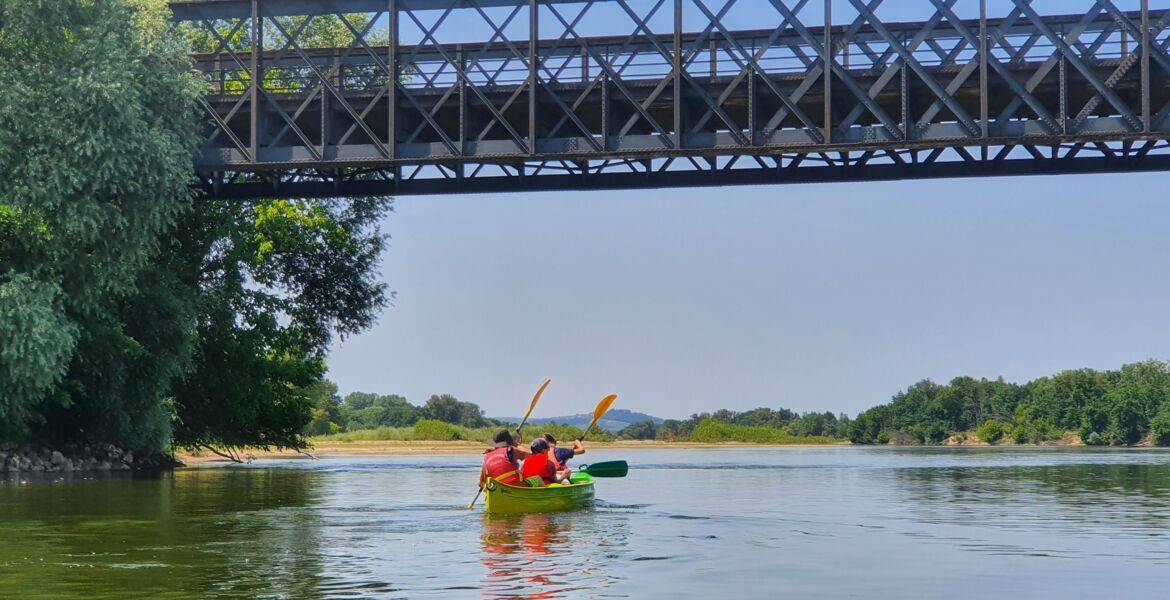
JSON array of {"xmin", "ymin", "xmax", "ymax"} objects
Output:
[
  {"xmin": 542, "ymin": 433, "xmax": 557, "ymax": 445},
  {"xmin": 493, "ymin": 429, "xmax": 515, "ymax": 446},
  {"xmin": 530, "ymin": 438, "xmax": 550, "ymax": 454}
]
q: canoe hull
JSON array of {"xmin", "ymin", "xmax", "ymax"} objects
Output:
[{"xmin": 483, "ymin": 474, "xmax": 595, "ymax": 515}]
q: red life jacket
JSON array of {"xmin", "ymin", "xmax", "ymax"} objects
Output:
[
  {"xmin": 482, "ymin": 447, "xmax": 522, "ymax": 486},
  {"xmin": 521, "ymin": 452, "xmax": 556, "ymax": 483}
]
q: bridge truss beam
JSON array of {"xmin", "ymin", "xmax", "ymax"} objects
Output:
[{"xmin": 172, "ymin": 0, "xmax": 1170, "ymax": 198}]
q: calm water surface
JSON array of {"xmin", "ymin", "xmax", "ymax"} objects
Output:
[{"xmin": 2, "ymin": 447, "xmax": 1170, "ymax": 598}]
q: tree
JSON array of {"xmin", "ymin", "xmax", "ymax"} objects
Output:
[
  {"xmin": 1078, "ymin": 395, "xmax": 1111, "ymax": 445},
  {"xmin": 656, "ymin": 419, "xmax": 690, "ymax": 441},
  {"xmin": 0, "ymin": 0, "xmax": 202, "ymax": 450},
  {"xmin": 169, "ymin": 196, "xmax": 390, "ymax": 456},
  {"xmin": 0, "ymin": 0, "xmax": 391, "ymax": 457},
  {"xmin": 423, "ymin": 394, "xmax": 489, "ymax": 428},
  {"xmin": 1028, "ymin": 369, "xmax": 1107, "ymax": 432},
  {"xmin": 618, "ymin": 421, "xmax": 658, "ymax": 440},
  {"xmin": 1150, "ymin": 406, "xmax": 1170, "ymax": 447},
  {"xmin": 340, "ymin": 392, "xmax": 419, "ymax": 429},
  {"xmin": 305, "ymin": 380, "xmax": 343, "ymax": 436}
]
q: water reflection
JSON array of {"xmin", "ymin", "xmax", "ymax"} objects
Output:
[
  {"xmin": 7, "ymin": 450, "xmax": 1170, "ymax": 598},
  {"xmin": 480, "ymin": 510, "xmax": 629, "ymax": 598},
  {"xmin": 895, "ymin": 462, "xmax": 1170, "ymax": 527},
  {"xmin": 0, "ymin": 468, "xmax": 327, "ymax": 599}
]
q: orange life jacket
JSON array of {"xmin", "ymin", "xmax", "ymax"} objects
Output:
[
  {"xmin": 482, "ymin": 447, "xmax": 522, "ymax": 486},
  {"xmin": 547, "ymin": 449, "xmax": 567, "ymax": 475}
]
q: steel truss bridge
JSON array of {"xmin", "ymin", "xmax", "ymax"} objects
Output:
[{"xmin": 171, "ymin": 0, "xmax": 1170, "ymax": 198}]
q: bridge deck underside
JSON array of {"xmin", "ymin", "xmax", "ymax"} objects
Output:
[{"xmin": 174, "ymin": 0, "xmax": 1170, "ymax": 198}]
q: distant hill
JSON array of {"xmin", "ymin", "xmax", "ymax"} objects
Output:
[{"xmin": 492, "ymin": 408, "xmax": 664, "ymax": 432}]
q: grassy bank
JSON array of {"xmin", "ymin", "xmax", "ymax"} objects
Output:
[{"xmin": 308, "ymin": 418, "xmax": 839, "ymax": 446}]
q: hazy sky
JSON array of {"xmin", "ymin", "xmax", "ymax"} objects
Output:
[{"xmin": 324, "ymin": 171, "xmax": 1170, "ymax": 419}]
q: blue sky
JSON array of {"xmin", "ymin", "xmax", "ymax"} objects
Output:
[{"xmin": 326, "ymin": 172, "xmax": 1170, "ymax": 419}]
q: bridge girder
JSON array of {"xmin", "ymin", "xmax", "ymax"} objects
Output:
[{"xmin": 173, "ymin": 0, "xmax": 1170, "ymax": 198}]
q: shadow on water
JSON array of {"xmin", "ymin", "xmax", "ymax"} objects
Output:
[
  {"xmin": 892, "ymin": 461, "xmax": 1170, "ymax": 538},
  {"xmin": 0, "ymin": 468, "xmax": 327, "ymax": 599},
  {"xmin": 480, "ymin": 509, "xmax": 630, "ymax": 599}
]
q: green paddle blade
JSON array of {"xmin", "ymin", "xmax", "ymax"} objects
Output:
[{"xmin": 580, "ymin": 460, "xmax": 628, "ymax": 478}]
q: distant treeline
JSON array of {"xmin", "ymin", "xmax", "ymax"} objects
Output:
[
  {"xmin": 851, "ymin": 359, "xmax": 1170, "ymax": 446},
  {"xmin": 303, "ymin": 383, "xmax": 617, "ymax": 442},
  {"xmin": 305, "ymin": 383, "xmax": 843, "ymax": 444},
  {"xmin": 304, "ymin": 383, "xmax": 495, "ymax": 434},
  {"xmin": 615, "ymin": 409, "xmax": 849, "ymax": 442}
]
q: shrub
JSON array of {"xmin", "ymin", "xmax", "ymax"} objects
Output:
[
  {"xmin": 976, "ymin": 421, "xmax": 1008, "ymax": 445},
  {"xmin": 1151, "ymin": 407, "xmax": 1170, "ymax": 446},
  {"xmin": 686, "ymin": 419, "xmax": 834, "ymax": 444},
  {"xmin": 411, "ymin": 419, "xmax": 465, "ymax": 441},
  {"xmin": 312, "ymin": 426, "xmax": 412, "ymax": 442}
]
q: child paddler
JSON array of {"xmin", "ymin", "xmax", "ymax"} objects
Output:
[
  {"xmin": 479, "ymin": 430, "xmax": 530, "ymax": 488},
  {"xmin": 520, "ymin": 438, "xmax": 569, "ymax": 486}
]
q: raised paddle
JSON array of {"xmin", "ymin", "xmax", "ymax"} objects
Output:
[
  {"xmin": 578, "ymin": 460, "xmax": 628, "ymax": 478},
  {"xmin": 580, "ymin": 393, "xmax": 617, "ymax": 441},
  {"xmin": 515, "ymin": 378, "xmax": 551, "ymax": 438},
  {"xmin": 467, "ymin": 378, "xmax": 551, "ymax": 510}
]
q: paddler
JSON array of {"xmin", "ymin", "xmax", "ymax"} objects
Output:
[
  {"xmin": 520, "ymin": 438, "xmax": 568, "ymax": 486},
  {"xmin": 479, "ymin": 430, "xmax": 530, "ymax": 488},
  {"xmin": 542, "ymin": 433, "xmax": 584, "ymax": 471}
]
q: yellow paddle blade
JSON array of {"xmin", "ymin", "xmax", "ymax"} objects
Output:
[
  {"xmin": 523, "ymin": 379, "xmax": 551, "ymax": 421},
  {"xmin": 516, "ymin": 378, "xmax": 551, "ymax": 434},
  {"xmin": 586, "ymin": 394, "xmax": 617, "ymax": 432}
]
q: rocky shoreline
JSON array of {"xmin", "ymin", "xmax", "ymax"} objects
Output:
[{"xmin": 1, "ymin": 444, "xmax": 181, "ymax": 473}]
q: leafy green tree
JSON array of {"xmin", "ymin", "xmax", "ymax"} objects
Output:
[
  {"xmin": 0, "ymin": 0, "xmax": 391, "ymax": 457},
  {"xmin": 1150, "ymin": 406, "xmax": 1170, "ymax": 446},
  {"xmin": 341, "ymin": 393, "xmax": 419, "ymax": 429},
  {"xmin": 617, "ymin": 420, "xmax": 658, "ymax": 440},
  {"xmin": 656, "ymin": 419, "xmax": 690, "ymax": 441},
  {"xmin": 1079, "ymin": 397, "xmax": 1111, "ymax": 445},
  {"xmin": 305, "ymin": 380, "xmax": 344, "ymax": 436},
  {"xmin": 0, "ymin": 0, "xmax": 201, "ymax": 449},
  {"xmin": 1028, "ymin": 369, "xmax": 1107, "ymax": 432},
  {"xmin": 423, "ymin": 394, "xmax": 490, "ymax": 428},
  {"xmin": 169, "ymin": 197, "xmax": 389, "ymax": 456},
  {"xmin": 1108, "ymin": 395, "xmax": 1145, "ymax": 446}
]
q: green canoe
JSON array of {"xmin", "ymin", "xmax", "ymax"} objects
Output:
[{"xmin": 483, "ymin": 473, "xmax": 595, "ymax": 515}]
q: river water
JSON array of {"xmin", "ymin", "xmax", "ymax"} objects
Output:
[{"xmin": 3, "ymin": 447, "xmax": 1170, "ymax": 598}]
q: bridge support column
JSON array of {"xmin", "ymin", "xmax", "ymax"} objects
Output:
[
  {"xmin": 673, "ymin": 0, "xmax": 682, "ymax": 149},
  {"xmin": 529, "ymin": 0, "xmax": 538, "ymax": 157},
  {"xmin": 822, "ymin": 0, "xmax": 832, "ymax": 145},
  {"xmin": 250, "ymin": 0, "xmax": 262, "ymax": 162},
  {"xmin": 388, "ymin": 0, "xmax": 398, "ymax": 160},
  {"xmin": 1142, "ymin": 0, "xmax": 1151, "ymax": 133},
  {"xmin": 979, "ymin": 0, "xmax": 988, "ymax": 159}
]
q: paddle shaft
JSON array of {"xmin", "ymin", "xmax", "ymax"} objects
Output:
[{"xmin": 467, "ymin": 486, "xmax": 484, "ymax": 510}]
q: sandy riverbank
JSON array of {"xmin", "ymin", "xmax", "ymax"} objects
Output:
[{"xmin": 177, "ymin": 439, "xmax": 850, "ymax": 464}]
